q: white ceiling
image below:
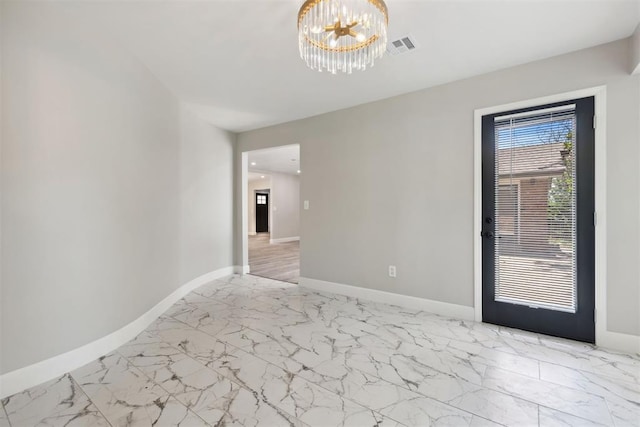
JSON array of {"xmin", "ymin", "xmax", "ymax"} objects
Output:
[
  {"xmin": 248, "ymin": 172, "xmax": 270, "ymax": 182},
  {"xmin": 248, "ymin": 145, "xmax": 301, "ymax": 175},
  {"xmin": 71, "ymin": 1, "xmax": 638, "ymax": 132}
]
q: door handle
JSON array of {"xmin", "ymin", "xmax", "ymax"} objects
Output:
[{"xmin": 481, "ymin": 231, "xmax": 501, "ymax": 239}]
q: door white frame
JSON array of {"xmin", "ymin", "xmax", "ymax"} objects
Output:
[
  {"xmin": 473, "ymin": 86, "xmax": 618, "ymax": 348},
  {"xmin": 241, "ymin": 152, "xmax": 249, "ymax": 273}
]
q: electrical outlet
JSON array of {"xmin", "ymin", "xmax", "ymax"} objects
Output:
[{"xmin": 388, "ymin": 265, "xmax": 396, "ymax": 278}]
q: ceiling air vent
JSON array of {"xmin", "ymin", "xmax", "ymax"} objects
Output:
[{"xmin": 387, "ymin": 35, "xmax": 418, "ymax": 56}]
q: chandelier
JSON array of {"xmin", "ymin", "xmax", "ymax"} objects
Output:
[{"xmin": 297, "ymin": 0, "xmax": 389, "ymax": 74}]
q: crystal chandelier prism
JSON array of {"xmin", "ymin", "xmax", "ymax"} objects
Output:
[{"xmin": 298, "ymin": 0, "xmax": 388, "ymax": 74}]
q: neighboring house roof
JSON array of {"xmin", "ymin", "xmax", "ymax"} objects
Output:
[{"xmin": 498, "ymin": 142, "xmax": 567, "ymax": 177}]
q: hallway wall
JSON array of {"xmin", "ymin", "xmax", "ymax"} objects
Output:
[
  {"xmin": 270, "ymin": 172, "xmax": 300, "ymax": 241},
  {"xmin": 247, "ymin": 173, "xmax": 300, "ymax": 240}
]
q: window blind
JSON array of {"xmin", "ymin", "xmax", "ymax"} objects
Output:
[{"xmin": 493, "ymin": 105, "xmax": 577, "ymax": 312}]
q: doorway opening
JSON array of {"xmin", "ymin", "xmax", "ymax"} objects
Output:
[{"xmin": 243, "ymin": 145, "xmax": 301, "ymax": 284}]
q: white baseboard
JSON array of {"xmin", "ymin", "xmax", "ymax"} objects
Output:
[
  {"xmin": 597, "ymin": 329, "xmax": 640, "ymax": 356},
  {"xmin": 0, "ymin": 266, "xmax": 237, "ymax": 399},
  {"xmin": 248, "ymin": 231, "xmax": 257, "ymax": 236},
  {"xmin": 299, "ymin": 277, "xmax": 475, "ymax": 321},
  {"xmin": 235, "ymin": 265, "xmax": 250, "ymax": 274},
  {"xmin": 270, "ymin": 236, "xmax": 300, "ymax": 244}
]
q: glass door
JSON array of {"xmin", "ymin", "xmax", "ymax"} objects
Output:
[{"xmin": 481, "ymin": 97, "xmax": 595, "ymax": 343}]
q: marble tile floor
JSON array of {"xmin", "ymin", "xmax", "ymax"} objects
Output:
[{"xmin": 2, "ymin": 274, "xmax": 639, "ymax": 426}]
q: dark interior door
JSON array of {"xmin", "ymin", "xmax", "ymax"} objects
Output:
[
  {"xmin": 256, "ymin": 193, "xmax": 269, "ymax": 233},
  {"xmin": 482, "ymin": 97, "xmax": 595, "ymax": 343}
]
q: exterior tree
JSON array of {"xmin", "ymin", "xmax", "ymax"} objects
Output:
[{"xmin": 547, "ymin": 127, "xmax": 574, "ymax": 244}]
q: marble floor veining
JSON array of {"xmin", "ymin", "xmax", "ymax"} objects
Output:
[{"xmin": 2, "ymin": 274, "xmax": 639, "ymax": 426}]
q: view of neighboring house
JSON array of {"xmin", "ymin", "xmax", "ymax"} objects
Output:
[{"xmin": 497, "ymin": 141, "xmax": 569, "ymax": 256}]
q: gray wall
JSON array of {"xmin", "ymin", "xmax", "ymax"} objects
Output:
[
  {"xmin": 237, "ymin": 38, "xmax": 640, "ymax": 337},
  {"xmin": 179, "ymin": 107, "xmax": 234, "ymax": 285},
  {"xmin": 632, "ymin": 24, "xmax": 640, "ymax": 73},
  {"xmin": 0, "ymin": 1, "xmax": 4, "ymax": 374},
  {"xmin": 1, "ymin": 2, "xmax": 234, "ymax": 374},
  {"xmin": 270, "ymin": 172, "xmax": 300, "ymax": 241}
]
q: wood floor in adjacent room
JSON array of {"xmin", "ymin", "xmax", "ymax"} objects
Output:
[{"xmin": 249, "ymin": 233, "xmax": 299, "ymax": 284}]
